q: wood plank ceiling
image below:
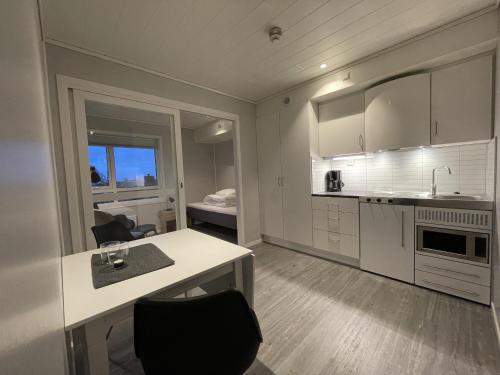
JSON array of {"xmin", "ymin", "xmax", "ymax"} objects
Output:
[{"xmin": 41, "ymin": 0, "xmax": 495, "ymax": 102}]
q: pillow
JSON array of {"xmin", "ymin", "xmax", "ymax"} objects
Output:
[{"xmin": 215, "ymin": 188, "xmax": 235, "ymax": 197}]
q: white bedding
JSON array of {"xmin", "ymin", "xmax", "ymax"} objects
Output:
[{"xmin": 187, "ymin": 202, "xmax": 237, "ymax": 216}]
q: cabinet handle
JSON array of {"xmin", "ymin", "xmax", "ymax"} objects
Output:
[
  {"xmin": 359, "ymin": 134, "xmax": 364, "ymax": 151},
  {"xmin": 281, "ymin": 177, "xmax": 284, "ymax": 187},
  {"xmin": 401, "ymin": 210, "xmax": 404, "ymax": 248},
  {"xmin": 421, "ymin": 279, "xmax": 479, "ymax": 297},
  {"xmin": 422, "ymin": 264, "xmax": 480, "ymax": 279},
  {"xmin": 434, "ymin": 121, "xmax": 438, "ymax": 135},
  {"xmin": 277, "ymin": 176, "xmax": 281, "ymax": 187}
]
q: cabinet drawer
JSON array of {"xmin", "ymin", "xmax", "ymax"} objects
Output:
[
  {"xmin": 328, "ymin": 218, "xmax": 340, "ymax": 232},
  {"xmin": 415, "ymin": 270, "xmax": 490, "ymax": 305},
  {"xmin": 340, "ymin": 234, "xmax": 359, "ymax": 259},
  {"xmin": 313, "ymin": 229, "xmax": 328, "ymax": 251},
  {"xmin": 415, "ymin": 254, "xmax": 490, "ymax": 286},
  {"xmin": 312, "ymin": 197, "xmax": 328, "ymax": 210},
  {"xmin": 339, "ymin": 212, "xmax": 359, "ymax": 236},
  {"xmin": 312, "ymin": 210, "xmax": 328, "ymax": 230},
  {"xmin": 311, "ymin": 197, "xmax": 358, "ymax": 213}
]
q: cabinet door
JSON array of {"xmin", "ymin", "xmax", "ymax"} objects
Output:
[
  {"xmin": 256, "ymin": 113, "xmax": 283, "ymax": 239},
  {"xmin": 318, "ymin": 93, "xmax": 365, "ymax": 156},
  {"xmin": 280, "ymin": 103, "xmax": 313, "ymax": 246},
  {"xmin": 360, "ymin": 204, "xmax": 415, "ymax": 283},
  {"xmin": 365, "ymin": 73, "xmax": 430, "ymax": 152},
  {"xmin": 431, "ymin": 55, "xmax": 493, "ymax": 144}
]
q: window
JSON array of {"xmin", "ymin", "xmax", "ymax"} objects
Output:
[
  {"xmin": 88, "ymin": 145, "xmax": 109, "ymax": 187},
  {"xmin": 88, "ymin": 144, "xmax": 159, "ymax": 192},
  {"xmin": 114, "ymin": 147, "xmax": 158, "ymax": 188}
]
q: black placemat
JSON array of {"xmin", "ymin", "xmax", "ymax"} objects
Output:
[{"xmin": 91, "ymin": 243, "xmax": 175, "ymax": 289}]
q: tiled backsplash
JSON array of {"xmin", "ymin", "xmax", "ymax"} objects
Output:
[{"xmin": 312, "ymin": 140, "xmax": 496, "ymax": 198}]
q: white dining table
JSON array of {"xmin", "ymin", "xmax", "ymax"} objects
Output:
[{"xmin": 62, "ymin": 229, "xmax": 254, "ymax": 375}]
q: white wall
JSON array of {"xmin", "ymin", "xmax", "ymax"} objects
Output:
[
  {"xmin": 45, "ymin": 44, "xmax": 261, "ymax": 249},
  {"xmin": 182, "ymin": 128, "xmax": 216, "ymax": 203},
  {"xmin": 214, "ymin": 141, "xmax": 235, "ymax": 190},
  {"xmin": 492, "ymin": 15, "xmax": 500, "ymax": 334},
  {"xmin": 0, "ymin": 1, "xmax": 65, "ymax": 374}
]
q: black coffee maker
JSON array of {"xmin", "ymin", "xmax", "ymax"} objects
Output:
[{"xmin": 326, "ymin": 170, "xmax": 344, "ymax": 192}]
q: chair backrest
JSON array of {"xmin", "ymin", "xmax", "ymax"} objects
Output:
[
  {"xmin": 91, "ymin": 220, "xmax": 135, "ymax": 247},
  {"xmin": 113, "ymin": 214, "xmax": 136, "ymax": 230},
  {"xmin": 134, "ymin": 289, "xmax": 263, "ymax": 375},
  {"xmin": 93, "ymin": 209, "xmax": 114, "ymax": 226}
]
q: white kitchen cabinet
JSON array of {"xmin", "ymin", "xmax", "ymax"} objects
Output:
[
  {"xmin": 431, "ymin": 55, "xmax": 493, "ymax": 144},
  {"xmin": 312, "ymin": 197, "xmax": 359, "ymax": 260},
  {"xmin": 360, "ymin": 203, "xmax": 415, "ymax": 283},
  {"xmin": 256, "ymin": 112, "xmax": 284, "ymax": 239},
  {"xmin": 256, "ymin": 103, "xmax": 313, "ymax": 247},
  {"xmin": 280, "ymin": 104, "xmax": 313, "ymax": 246},
  {"xmin": 365, "ymin": 73, "xmax": 430, "ymax": 152},
  {"xmin": 318, "ymin": 92, "xmax": 365, "ymax": 156}
]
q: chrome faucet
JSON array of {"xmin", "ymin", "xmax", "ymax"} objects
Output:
[{"xmin": 432, "ymin": 166, "xmax": 452, "ymax": 196}]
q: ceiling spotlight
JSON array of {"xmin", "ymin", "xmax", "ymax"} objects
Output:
[
  {"xmin": 320, "ymin": 63, "xmax": 327, "ymax": 69},
  {"xmin": 268, "ymin": 26, "xmax": 282, "ymax": 43}
]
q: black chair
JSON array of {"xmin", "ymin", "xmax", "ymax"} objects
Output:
[
  {"xmin": 134, "ymin": 289, "xmax": 263, "ymax": 375},
  {"xmin": 91, "ymin": 220, "xmax": 143, "ymax": 247},
  {"xmin": 114, "ymin": 214, "xmax": 157, "ymax": 238}
]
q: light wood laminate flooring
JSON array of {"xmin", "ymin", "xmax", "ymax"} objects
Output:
[{"xmin": 109, "ymin": 242, "xmax": 500, "ymax": 375}]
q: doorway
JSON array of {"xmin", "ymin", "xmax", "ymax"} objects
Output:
[{"xmin": 180, "ymin": 111, "xmax": 238, "ymax": 244}]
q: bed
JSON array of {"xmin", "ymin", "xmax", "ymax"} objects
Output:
[{"xmin": 186, "ymin": 202, "xmax": 237, "ymax": 230}]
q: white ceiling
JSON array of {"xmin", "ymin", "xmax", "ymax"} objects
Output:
[{"xmin": 42, "ymin": 0, "xmax": 495, "ymax": 102}]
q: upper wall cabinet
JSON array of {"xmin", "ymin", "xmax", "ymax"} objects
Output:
[
  {"xmin": 431, "ymin": 55, "xmax": 493, "ymax": 145},
  {"xmin": 365, "ymin": 73, "xmax": 430, "ymax": 152},
  {"xmin": 318, "ymin": 92, "xmax": 365, "ymax": 156}
]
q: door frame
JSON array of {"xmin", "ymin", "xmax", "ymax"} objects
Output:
[{"xmin": 57, "ymin": 75, "xmax": 246, "ymax": 252}]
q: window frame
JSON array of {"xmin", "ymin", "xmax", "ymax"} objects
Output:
[{"xmin": 89, "ymin": 137, "xmax": 163, "ymax": 196}]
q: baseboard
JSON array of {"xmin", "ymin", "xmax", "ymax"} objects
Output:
[
  {"xmin": 244, "ymin": 238, "xmax": 262, "ymax": 248},
  {"xmin": 262, "ymin": 235, "xmax": 360, "ymax": 268},
  {"xmin": 492, "ymin": 302, "xmax": 500, "ymax": 351}
]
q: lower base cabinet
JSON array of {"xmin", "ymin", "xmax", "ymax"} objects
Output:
[{"xmin": 312, "ymin": 197, "xmax": 359, "ymax": 260}]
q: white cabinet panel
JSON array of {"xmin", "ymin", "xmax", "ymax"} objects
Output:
[
  {"xmin": 313, "ymin": 210, "xmax": 327, "ymax": 230},
  {"xmin": 365, "ymin": 73, "xmax": 430, "ymax": 152},
  {"xmin": 340, "ymin": 212, "xmax": 359, "ymax": 236},
  {"xmin": 280, "ymin": 104, "xmax": 313, "ymax": 246},
  {"xmin": 360, "ymin": 203, "xmax": 415, "ymax": 283},
  {"xmin": 313, "ymin": 229, "xmax": 328, "ymax": 251},
  {"xmin": 340, "ymin": 234, "xmax": 359, "ymax": 259},
  {"xmin": 415, "ymin": 270, "xmax": 490, "ymax": 305},
  {"xmin": 312, "ymin": 196, "xmax": 328, "ymax": 210},
  {"xmin": 318, "ymin": 92, "xmax": 365, "ymax": 156},
  {"xmin": 431, "ymin": 55, "xmax": 493, "ymax": 144},
  {"xmin": 256, "ymin": 113, "xmax": 283, "ymax": 239}
]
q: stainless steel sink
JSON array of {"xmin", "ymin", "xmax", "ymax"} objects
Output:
[
  {"xmin": 411, "ymin": 192, "xmax": 481, "ymax": 200},
  {"xmin": 433, "ymin": 194, "xmax": 481, "ymax": 200}
]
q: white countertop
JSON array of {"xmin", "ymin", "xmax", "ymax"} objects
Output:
[{"xmin": 62, "ymin": 229, "xmax": 252, "ymax": 329}]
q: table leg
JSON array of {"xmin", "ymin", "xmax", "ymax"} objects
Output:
[
  {"xmin": 235, "ymin": 254, "xmax": 255, "ymax": 308},
  {"xmin": 83, "ymin": 317, "xmax": 110, "ymax": 375}
]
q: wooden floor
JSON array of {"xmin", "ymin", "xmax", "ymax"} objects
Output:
[{"xmin": 109, "ymin": 242, "xmax": 500, "ymax": 375}]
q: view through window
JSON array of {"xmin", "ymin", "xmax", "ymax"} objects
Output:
[{"xmin": 88, "ymin": 145, "xmax": 158, "ymax": 190}]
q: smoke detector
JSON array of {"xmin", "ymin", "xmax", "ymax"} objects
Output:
[{"xmin": 268, "ymin": 26, "xmax": 282, "ymax": 43}]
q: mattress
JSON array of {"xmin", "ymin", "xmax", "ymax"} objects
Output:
[{"xmin": 187, "ymin": 202, "xmax": 237, "ymax": 216}]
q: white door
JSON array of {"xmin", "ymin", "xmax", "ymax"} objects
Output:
[
  {"xmin": 256, "ymin": 112, "xmax": 284, "ymax": 239},
  {"xmin": 431, "ymin": 55, "xmax": 493, "ymax": 144},
  {"xmin": 318, "ymin": 92, "xmax": 365, "ymax": 156},
  {"xmin": 365, "ymin": 73, "xmax": 430, "ymax": 152},
  {"xmin": 73, "ymin": 91, "xmax": 186, "ymax": 250},
  {"xmin": 360, "ymin": 203, "xmax": 415, "ymax": 283},
  {"xmin": 280, "ymin": 103, "xmax": 313, "ymax": 246}
]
